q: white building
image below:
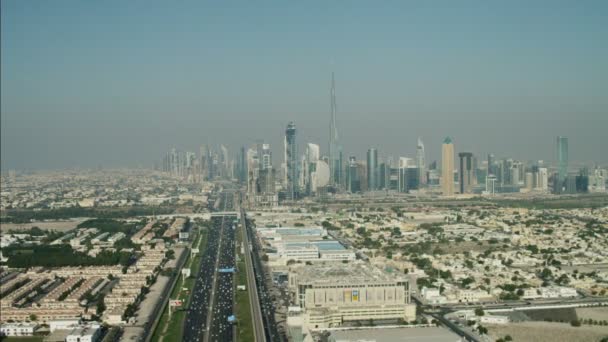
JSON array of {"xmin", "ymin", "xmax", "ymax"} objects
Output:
[
  {"xmin": 65, "ymin": 324, "xmax": 101, "ymax": 342},
  {"xmin": 0, "ymin": 323, "xmax": 37, "ymax": 336},
  {"xmin": 289, "ymin": 262, "xmax": 416, "ymax": 329}
]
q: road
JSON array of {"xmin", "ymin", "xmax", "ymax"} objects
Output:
[
  {"xmin": 244, "ymin": 212, "xmax": 284, "ymax": 342},
  {"xmin": 206, "ymin": 193, "xmax": 237, "ymax": 341},
  {"xmin": 182, "ymin": 195, "xmax": 227, "ymax": 342},
  {"xmin": 240, "ymin": 206, "xmax": 266, "ymax": 342}
]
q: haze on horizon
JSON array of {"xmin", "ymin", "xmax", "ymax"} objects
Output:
[{"xmin": 1, "ymin": 1, "xmax": 607, "ymax": 171}]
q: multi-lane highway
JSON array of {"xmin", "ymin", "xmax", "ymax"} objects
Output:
[
  {"xmin": 183, "ymin": 192, "xmax": 236, "ymax": 342},
  {"xmin": 206, "ymin": 209, "xmax": 237, "ymax": 340}
]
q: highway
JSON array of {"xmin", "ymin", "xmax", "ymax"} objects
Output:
[
  {"xmin": 206, "ymin": 193, "xmax": 237, "ymax": 341},
  {"xmin": 239, "ymin": 206, "xmax": 266, "ymax": 342},
  {"xmin": 182, "ymin": 193, "xmax": 231, "ymax": 342}
]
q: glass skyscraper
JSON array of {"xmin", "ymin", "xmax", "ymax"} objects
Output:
[{"xmin": 557, "ymin": 136, "xmax": 568, "ymax": 184}]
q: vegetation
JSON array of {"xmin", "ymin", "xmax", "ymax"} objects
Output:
[
  {"xmin": 78, "ymin": 218, "xmax": 141, "ymax": 234},
  {"xmin": 3, "ymin": 244, "xmax": 132, "ymax": 268},
  {"xmin": 0, "ymin": 206, "xmax": 175, "ymax": 223}
]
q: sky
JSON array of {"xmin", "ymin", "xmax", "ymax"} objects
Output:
[{"xmin": 1, "ymin": 1, "xmax": 607, "ymax": 170}]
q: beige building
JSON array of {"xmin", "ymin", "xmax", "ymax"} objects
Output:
[
  {"xmin": 288, "ymin": 262, "xmax": 416, "ymax": 329},
  {"xmin": 441, "ymin": 137, "xmax": 455, "ymax": 196}
]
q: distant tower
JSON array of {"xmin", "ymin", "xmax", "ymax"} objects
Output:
[
  {"xmin": 441, "ymin": 137, "xmax": 455, "ymax": 196},
  {"xmin": 458, "ymin": 152, "xmax": 474, "ymax": 194},
  {"xmin": 556, "ymin": 136, "xmax": 568, "ymax": 185},
  {"xmin": 416, "ymin": 137, "xmax": 426, "ymax": 185},
  {"xmin": 329, "ymin": 72, "xmax": 342, "ymax": 187},
  {"xmin": 284, "ymin": 122, "xmax": 298, "ymax": 200},
  {"xmin": 366, "ymin": 148, "xmax": 378, "ymax": 191}
]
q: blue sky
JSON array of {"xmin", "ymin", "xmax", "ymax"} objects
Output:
[{"xmin": 1, "ymin": 1, "xmax": 607, "ymax": 169}]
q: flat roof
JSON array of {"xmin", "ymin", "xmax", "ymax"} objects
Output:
[
  {"xmin": 329, "ymin": 326, "xmax": 461, "ymax": 342},
  {"xmin": 286, "ymin": 240, "xmax": 345, "ymax": 251},
  {"xmin": 295, "ymin": 261, "xmax": 406, "ymax": 285}
]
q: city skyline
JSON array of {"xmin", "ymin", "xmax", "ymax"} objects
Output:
[{"xmin": 2, "ymin": 1, "xmax": 608, "ymax": 170}]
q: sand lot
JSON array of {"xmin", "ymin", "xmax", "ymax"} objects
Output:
[
  {"xmin": 487, "ymin": 321, "xmax": 608, "ymax": 342},
  {"xmin": 0, "ymin": 219, "xmax": 88, "ymax": 232},
  {"xmin": 576, "ymin": 307, "xmax": 608, "ymax": 322}
]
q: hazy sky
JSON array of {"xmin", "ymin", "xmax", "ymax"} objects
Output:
[{"xmin": 2, "ymin": 1, "xmax": 607, "ymax": 170}]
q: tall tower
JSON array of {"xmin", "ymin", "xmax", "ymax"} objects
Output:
[
  {"xmin": 441, "ymin": 137, "xmax": 455, "ymax": 196},
  {"xmin": 416, "ymin": 137, "xmax": 426, "ymax": 185},
  {"xmin": 284, "ymin": 122, "xmax": 298, "ymax": 200},
  {"xmin": 366, "ymin": 148, "xmax": 378, "ymax": 191},
  {"xmin": 329, "ymin": 72, "xmax": 342, "ymax": 187},
  {"xmin": 556, "ymin": 136, "xmax": 568, "ymax": 185},
  {"xmin": 458, "ymin": 152, "xmax": 474, "ymax": 194}
]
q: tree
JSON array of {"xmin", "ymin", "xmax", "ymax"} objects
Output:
[
  {"xmin": 570, "ymin": 320, "xmax": 581, "ymax": 327},
  {"xmin": 29, "ymin": 314, "xmax": 37, "ymax": 321},
  {"xmin": 475, "ymin": 308, "xmax": 485, "ymax": 316}
]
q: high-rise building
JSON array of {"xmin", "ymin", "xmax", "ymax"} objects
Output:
[
  {"xmin": 329, "ymin": 72, "xmax": 342, "ymax": 188},
  {"xmin": 261, "ymin": 143, "xmax": 272, "ymax": 170},
  {"xmin": 458, "ymin": 152, "xmax": 474, "ymax": 194},
  {"xmin": 237, "ymin": 146, "xmax": 247, "ymax": 184},
  {"xmin": 284, "ymin": 122, "xmax": 298, "ymax": 200},
  {"xmin": 487, "ymin": 153, "xmax": 495, "ymax": 176},
  {"xmin": 441, "ymin": 137, "xmax": 455, "ymax": 196},
  {"xmin": 557, "ymin": 136, "xmax": 568, "ymax": 188},
  {"xmin": 416, "ymin": 137, "xmax": 426, "ymax": 185},
  {"xmin": 537, "ymin": 167, "xmax": 549, "ymax": 191},
  {"xmin": 366, "ymin": 148, "xmax": 378, "ymax": 191},
  {"xmin": 485, "ymin": 175, "xmax": 497, "ymax": 194},
  {"xmin": 301, "ymin": 143, "xmax": 321, "ymax": 195}
]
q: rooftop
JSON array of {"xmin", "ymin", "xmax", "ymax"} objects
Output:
[{"xmin": 295, "ymin": 261, "xmax": 406, "ymax": 285}]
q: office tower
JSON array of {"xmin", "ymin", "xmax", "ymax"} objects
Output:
[
  {"xmin": 220, "ymin": 144, "xmax": 229, "ymax": 179},
  {"xmin": 260, "ymin": 143, "xmax": 272, "ymax": 170},
  {"xmin": 485, "ymin": 175, "xmax": 497, "ymax": 194},
  {"xmin": 237, "ymin": 146, "xmax": 247, "ymax": 184},
  {"xmin": 284, "ymin": 122, "xmax": 298, "ymax": 200},
  {"xmin": 379, "ymin": 162, "xmax": 390, "ymax": 190},
  {"xmin": 458, "ymin": 152, "xmax": 474, "ymax": 194},
  {"xmin": 557, "ymin": 136, "xmax": 568, "ymax": 186},
  {"xmin": 416, "ymin": 138, "xmax": 426, "ymax": 185},
  {"xmin": 511, "ymin": 164, "xmax": 520, "ymax": 186},
  {"xmin": 246, "ymin": 148, "xmax": 260, "ymax": 199},
  {"xmin": 441, "ymin": 137, "xmax": 455, "ymax": 196},
  {"xmin": 366, "ymin": 148, "xmax": 378, "ymax": 191},
  {"xmin": 589, "ymin": 168, "xmax": 606, "ymax": 192},
  {"xmin": 302, "ymin": 143, "xmax": 320, "ymax": 195},
  {"xmin": 487, "ymin": 153, "xmax": 495, "ymax": 176},
  {"xmin": 347, "ymin": 157, "xmax": 360, "ymax": 193},
  {"xmin": 329, "ymin": 72, "xmax": 342, "ymax": 187},
  {"xmin": 397, "ymin": 157, "xmax": 414, "ymax": 193},
  {"xmin": 525, "ymin": 172, "xmax": 534, "ymax": 190}
]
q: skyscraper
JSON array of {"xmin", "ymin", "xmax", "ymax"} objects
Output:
[
  {"xmin": 366, "ymin": 148, "xmax": 378, "ymax": 191},
  {"xmin": 416, "ymin": 137, "xmax": 426, "ymax": 185},
  {"xmin": 458, "ymin": 152, "xmax": 474, "ymax": 194},
  {"xmin": 557, "ymin": 136, "xmax": 568, "ymax": 185},
  {"xmin": 284, "ymin": 122, "xmax": 298, "ymax": 200},
  {"xmin": 329, "ymin": 72, "xmax": 342, "ymax": 187},
  {"xmin": 237, "ymin": 146, "xmax": 246, "ymax": 184},
  {"xmin": 261, "ymin": 143, "xmax": 272, "ymax": 170},
  {"xmin": 441, "ymin": 137, "xmax": 455, "ymax": 196}
]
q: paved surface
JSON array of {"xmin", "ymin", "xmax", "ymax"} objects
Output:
[
  {"xmin": 246, "ymin": 212, "xmax": 284, "ymax": 341},
  {"xmin": 240, "ymin": 207, "xmax": 266, "ymax": 342},
  {"xmin": 183, "ymin": 191, "xmax": 237, "ymax": 342}
]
